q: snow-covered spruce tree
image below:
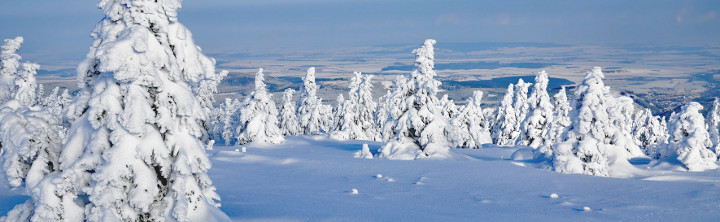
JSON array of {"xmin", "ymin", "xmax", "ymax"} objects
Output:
[
  {"xmin": 356, "ymin": 74, "xmax": 378, "ymax": 140},
  {"xmin": 707, "ymin": 97, "xmax": 720, "ymax": 154},
  {"xmin": 41, "ymin": 87, "xmax": 73, "ymax": 119},
  {"xmin": 331, "ymin": 94, "xmax": 351, "ymax": 138},
  {"xmin": 0, "ymin": 37, "xmax": 69, "ymax": 222},
  {"xmin": 297, "ymin": 67, "xmax": 332, "ymax": 135},
  {"xmin": 451, "ymin": 90, "xmax": 491, "ymax": 149},
  {"xmin": 518, "ymin": 71, "xmax": 554, "ymax": 148},
  {"xmin": 440, "ymin": 94, "xmax": 458, "ymax": 120},
  {"xmin": 632, "ymin": 108, "xmax": 668, "ymax": 157},
  {"xmin": 218, "ymin": 98, "xmax": 241, "ymax": 145},
  {"xmin": 279, "ymin": 88, "xmax": 300, "ymax": 136},
  {"xmin": 236, "ymin": 68, "xmax": 284, "ymax": 145},
  {"xmin": 379, "ymin": 75, "xmax": 411, "ymax": 141},
  {"xmin": 376, "ymin": 90, "xmax": 393, "ymax": 140},
  {"xmin": 0, "ymin": 37, "xmax": 24, "ymax": 103},
  {"xmin": 609, "ymin": 96, "xmax": 636, "ymax": 142},
  {"xmin": 330, "ymin": 74, "xmax": 358, "ymax": 139},
  {"xmin": 491, "ymin": 84, "xmax": 517, "ymax": 145},
  {"xmin": 376, "ymin": 39, "xmax": 452, "ymax": 159},
  {"xmin": 512, "ymin": 78, "xmax": 532, "ymax": 133},
  {"xmin": 535, "ymin": 87, "xmax": 572, "ymax": 158},
  {"xmin": 550, "ymin": 67, "xmax": 643, "ymax": 177},
  {"xmin": 660, "ymin": 102, "xmax": 718, "ymax": 171},
  {"xmin": 27, "ymin": 1, "xmax": 230, "ymax": 221},
  {"xmin": 331, "ymin": 71, "xmax": 377, "ymax": 140},
  {"xmin": 14, "ymin": 62, "xmax": 40, "ymax": 107}
]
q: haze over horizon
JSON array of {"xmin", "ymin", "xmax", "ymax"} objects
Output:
[{"xmin": 1, "ymin": 0, "xmax": 718, "ymax": 66}]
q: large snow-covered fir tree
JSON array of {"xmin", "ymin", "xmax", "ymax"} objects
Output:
[
  {"xmin": 278, "ymin": 88, "xmax": 300, "ymax": 136},
  {"xmin": 450, "ymin": 90, "xmax": 491, "ymax": 149},
  {"xmin": 236, "ymin": 68, "xmax": 284, "ymax": 145},
  {"xmin": 660, "ymin": 102, "xmax": 718, "ymax": 171},
  {"xmin": 518, "ymin": 71, "xmax": 554, "ymax": 148},
  {"xmin": 550, "ymin": 67, "xmax": 643, "ymax": 177},
  {"xmin": 7, "ymin": 1, "xmax": 231, "ymax": 221},
  {"xmin": 297, "ymin": 67, "xmax": 332, "ymax": 135},
  {"xmin": 376, "ymin": 39, "xmax": 452, "ymax": 159},
  {"xmin": 491, "ymin": 84, "xmax": 517, "ymax": 145}
]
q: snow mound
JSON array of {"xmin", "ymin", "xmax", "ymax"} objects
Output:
[{"xmin": 511, "ymin": 148, "xmax": 535, "ymax": 161}]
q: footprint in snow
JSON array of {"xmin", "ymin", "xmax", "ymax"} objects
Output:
[{"xmin": 414, "ymin": 176, "xmax": 429, "ymax": 185}]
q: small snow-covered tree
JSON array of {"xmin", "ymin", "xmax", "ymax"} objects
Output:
[
  {"xmin": 535, "ymin": 87, "xmax": 572, "ymax": 158},
  {"xmin": 632, "ymin": 108, "xmax": 668, "ymax": 157},
  {"xmin": 0, "ymin": 37, "xmax": 69, "ymax": 222},
  {"xmin": 14, "ymin": 62, "xmax": 39, "ymax": 106},
  {"xmin": 41, "ymin": 87, "xmax": 73, "ymax": 119},
  {"xmin": 379, "ymin": 76, "xmax": 410, "ymax": 141},
  {"xmin": 660, "ymin": 102, "xmax": 718, "ymax": 171},
  {"xmin": 331, "ymin": 94, "xmax": 351, "ymax": 135},
  {"xmin": 439, "ymin": 94, "xmax": 458, "ymax": 120},
  {"xmin": 376, "ymin": 39, "xmax": 452, "ymax": 159},
  {"xmin": 236, "ymin": 68, "xmax": 284, "ymax": 145},
  {"xmin": 219, "ymin": 98, "xmax": 241, "ymax": 145},
  {"xmin": 707, "ymin": 97, "xmax": 720, "ymax": 154},
  {"xmin": 297, "ymin": 67, "xmax": 332, "ymax": 135},
  {"xmin": 550, "ymin": 67, "xmax": 643, "ymax": 177},
  {"xmin": 30, "ymin": 1, "xmax": 231, "ymax": 221},
  {"xmin": 609, "ymin": 96, "xmax": 636, "ymax": 141},
  {"xmin": 332, "ymin": 72, "xmax": 377, "ymax": 140},
  {"xmin": 279, "ymin": 88, "xmax": 300, "ymax": 136},
  {"xmin": 451, "ymin": 90, "xmax": 491, "ymax": 149},
  {"xmin": 513, "ymin": 78, "xmax": 532, "ymax": 132},
  {"xmin": 356, "ymin": 74, "xmax": 378, "ymax": 140},
  {"xmin": 491, "ymin": 84, "xmax": 517, "ymax": 145},
  {"xmin": 518, "ymin": 71, "xmax": 554, "ymax": 148},
  {"xmin": 0, "ymin": 37, "xmax": 23, "ymax": 103}
]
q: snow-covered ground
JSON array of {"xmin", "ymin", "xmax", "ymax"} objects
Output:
[{"xmin": 26, "ymin": 136, "xmax": 707, "ymax": 221}]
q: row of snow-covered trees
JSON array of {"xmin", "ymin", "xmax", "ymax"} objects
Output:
[
  {"xmin": 1, "ymin": 2, "xmax": 719, "ymax": 220},
  {"xmin": 207, "ymin": 39, "xmax": 720, "ymax": 176}
]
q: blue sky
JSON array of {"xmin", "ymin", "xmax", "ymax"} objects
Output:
[{"xmin": 0, "ymin": 0, "xmax": 718, "ymax": 63}]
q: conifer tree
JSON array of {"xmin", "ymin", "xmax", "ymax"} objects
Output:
[
  {"xmin": 451, "ymin": 90, "xmax": 491, "ymax": 149},
  {"xmin": 661, "ymin": 102, "xmax": 718, "ymax": 171},
  {"xmin": 376, "ymin": 39, "xmax": 451, "ymax": 159},
  {"xmin": 0, "ymin": 37, "xmax": 69, "ymax": 221},
  {"xmin": 518, "ymin": 71, "xmax": 554, "ymax": 148},
  {"xmin": 535, "ymin": 87, "xmax": 571, "ymax": 158},
  {"xmin": 236, "ymin": 68, "xmax": 284, "ymax": 145},
  {"xmin": 440, "ymin": 94, "xmax": 458, "ymax": 120},
  {"xmin": 550, "ymin": 67, "xmax": 643, "ymax": 177},
  {"xmin": 632, "ymin": 108, "xmax": 668, "ymax": 157},
  {"xmin": 0, "ymin": 37, "xmax": 24, "ymax": 103},
  {"xmin": 297, "ymin": 67, "xmax": 332, "ymax": 135},
  {"xmin": 26, "ymin": 1, "xmax": 231, "ymax": 220},
  {"xmin": 707, "ymin": 97, "xmax": 720, "ymax": 154},
  {"xmin": 491, "ymin": 84, "xmax": 517, "ymax": 145},
  {"xmin": 279, "ymin": 88, "xmax": 300, "ymax": 136}
]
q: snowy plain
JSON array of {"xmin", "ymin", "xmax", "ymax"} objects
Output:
[{"xmin": 5, "ymin": 136, "xmax": 705, "ymax": 221}]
